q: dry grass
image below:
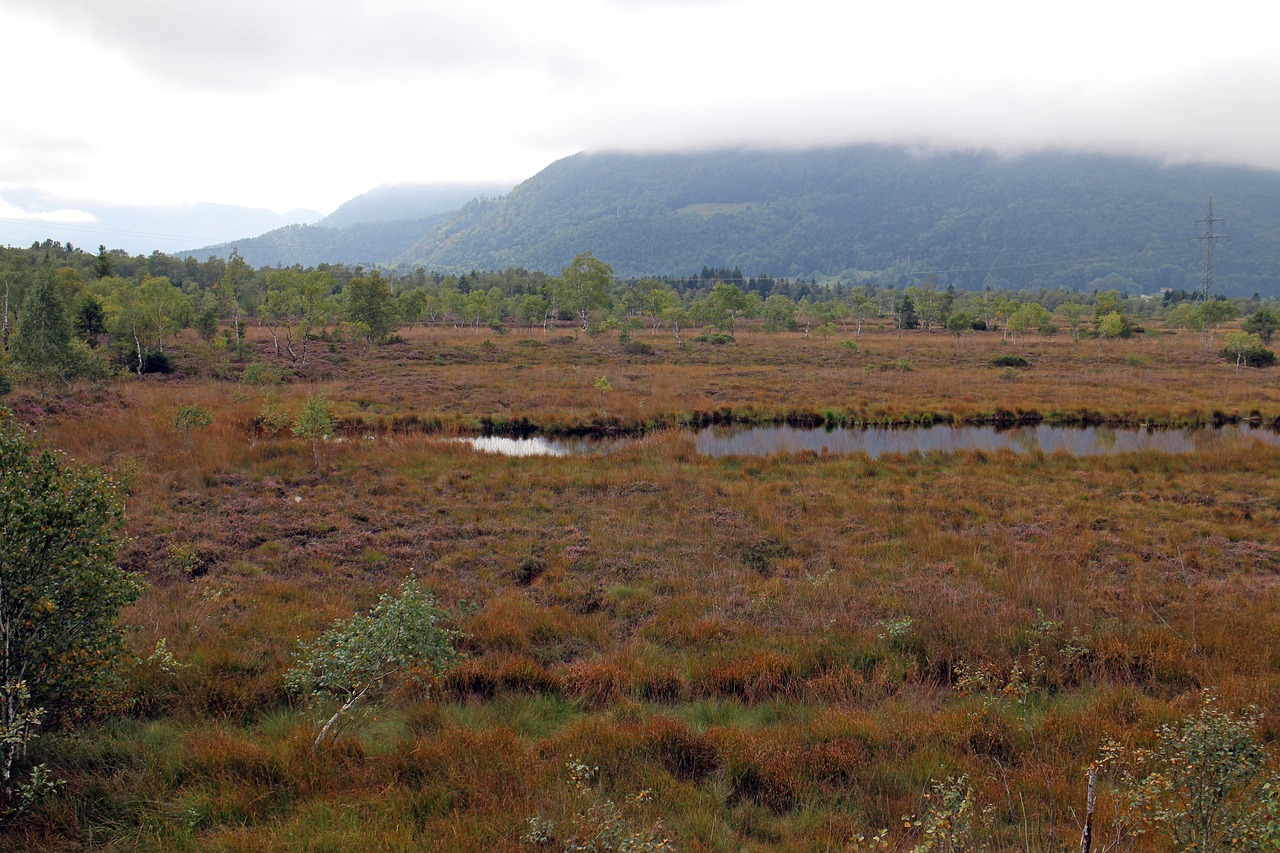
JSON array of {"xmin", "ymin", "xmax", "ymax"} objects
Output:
[{"xmin": 5, "ymin": 321, "xmax": 1279, "ymax": 850}]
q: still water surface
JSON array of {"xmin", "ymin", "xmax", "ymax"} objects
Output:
[{"xmin": 455, "ymin": 424, "xmax": 1280, "ymax": 459}]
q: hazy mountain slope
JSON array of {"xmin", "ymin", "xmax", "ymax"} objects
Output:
[
  {"xmin": 403, "ymin": 146, "xmax": 1280, "ymax": 293},
  {"xmin": 181, "ymin": 182, "xmax": 511, "ymax": 266},
  {"xmin": 319, "ymin": 182, "xmax": 512, "ymax": 228},
  {"xmin": 0, "ymin": 187, "xmax": 320, "ymax": 256},
  {"xmin": 183, "ymin": 216, "xmax": 447, "ymax": 268}
]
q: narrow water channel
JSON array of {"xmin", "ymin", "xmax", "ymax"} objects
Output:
[{"xmin": 454, "ymin": 424, "xmax": 1280, "ymax": 458}]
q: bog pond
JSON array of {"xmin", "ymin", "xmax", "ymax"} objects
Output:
[{"xmin": 453, "ymin": 424, "xmax": 1280, "ymax": 459}]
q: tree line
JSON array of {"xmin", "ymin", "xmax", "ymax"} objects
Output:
[{"xmin": 3, "ymin": 241, "xmax": 1278, "ymax": 389}]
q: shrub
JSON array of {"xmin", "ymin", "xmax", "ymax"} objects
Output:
[
  {"xmin": 292, "ymin": 395, "xmax": 334, "ymax": 465},
  {"xmin": 285, "ymin": 577, "xmax": 461, "ymax": 749},
  {"xmin": 522, "ymin": 757, "xmax": 673, "ymax": 851},
  {"xmin": 0, "ymin": 410, "xmax": 143, "ymax": 813},
  {"xmin": 906, "ymin": 775, "xmax": 994, "ymax": 852},
  {"xmin": 695, "ymin": 333, "xmax": 735, "ymax": 345},
  {"xmin": 241, "ymin": 363, "xmax": 284, "ymax": 386},
  {"xmin": 64, "ymin": 339, "xmax": 113, "ymax": 382},
  {"xmin": 140, "ymin": 351, "xmax": 174, "ymax": 374},
  {"xmin": 990, "ymin": 355, "xmax": 1030, "ymax": 368},
  {"xmin": 1119, "ymin": 693, "xmax": 1280, "ymax": 852},
  {"xmin": 1220, "ymin": 332, "xmax": 1276, "ymax": 368},
  {"xmin": 172, "ymin": 405, "xmax": 214, "ymax": 433},
  {"xmin": 256, "ymin": 397, "xmax": 292, "ymax": 436}
]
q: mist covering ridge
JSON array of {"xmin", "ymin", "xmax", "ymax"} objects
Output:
[{"xmin": 397, "ymin": 145, "xmax": 1280, "ymax": 294}]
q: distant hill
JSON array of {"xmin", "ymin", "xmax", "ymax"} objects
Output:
[
  {"xmin": 0, "ymin": 187, "xmax": 320, "ymax": 256},
  {"xmin": 184, "ymin": 216, "xmax": 448, "ymax": 269},
  {"xmin": 181, "ymin": 181, "xmax": 511, "ymax": 267},
  {"xmin": 400, "ymin": 146, "xmax": 1280, "ymax": 294},
  {"xmin": 318, "ymin": 182, "xmax": 512, "ymax": 228}
]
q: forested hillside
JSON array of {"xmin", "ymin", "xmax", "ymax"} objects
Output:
[
  {"xmin": 318, "ymin": 182, "xmax": 512, "ymax": 228},
  {"xmin": 192, "ymin": 217, "xmax": 448, "ymax": 269},
  {"xmin": 185, "ymin": 182, "xmax": 511, "ymax": 268},
  {"xmin": 403, "ymin": 146, "xmax": 1280, "ymax": 294}
]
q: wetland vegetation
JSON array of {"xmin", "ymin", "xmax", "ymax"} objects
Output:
[{"xmin": 1, "ymin": 244, "xmax": 1279, "ymax": 850}]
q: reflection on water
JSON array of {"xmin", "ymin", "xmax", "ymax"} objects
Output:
[
  {"xmin": 453, "ymin": 436, "xmax": 627, "ymax": 457},
  {"xmin": 449, "ymin": 424, "xmax": 1280, "ymax": 459},
  {"xmin": 693, "ymin": 424, "xmax": 1280, "ymax": 458}
]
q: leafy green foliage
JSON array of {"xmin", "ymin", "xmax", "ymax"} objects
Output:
[
  {"xmin": 1221, "ymin": 331, "xmax": 1275, "ymax": 368},
  {"xmin": 1120, "ymin": 694, "xmax": 1280, "ymax": 852},
  {"xmin": 904, "ymin": 776, "xmax": 993, "ymax": 853},
  {"xmin": 285, "ymin": 578, "xmax": 461, "ymax": 748},
  {"xmin": 343, "ymin": 271, "xmax": 397, "ymax": 346},
  {"xmin": 0, "ymin": 410, "xmax": 142, "ymax": 811},
  {"xmin": 171, "ymin": 405, "xmax": 214, "ymax": 433},
  {"xmin": 1240, "ymin": 307, "xmax": 1279, "ymax": 343},
  {"xmin": 556, "ymin": 253, "xmax": 613, "ymax": 333},
  {"xmin": 292, "ymin": 395, "xmax": 334, "ymax": 465},
  {"xmin": 240, "ymin": 362, "xmax": 284, "ymax": 386},
  {"xmin": 11, "ymin": 265, "xmax": 71, "ymax": 386},
  {"xmin": 1097, "ymin": 311, "xmax": 1129, "ymax": 340},
  {"xmin": 522, "ymin": 757, "xmax": 673, "ymax": 852}
]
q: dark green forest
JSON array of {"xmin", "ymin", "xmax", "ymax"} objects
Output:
[
  {"xmin": 402, "ymin": 146, "xmax": 1280, "ymax": 293},
  {"xmin": 177, "ymin": 146, "xmax": 1280, "ymax": 295}
]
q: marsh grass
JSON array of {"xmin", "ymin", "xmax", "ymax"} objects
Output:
[{"xmin": 6, "ymin": 322, "xmax": 1280, "ymax": 849}]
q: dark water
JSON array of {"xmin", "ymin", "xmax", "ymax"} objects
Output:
[
  {"xmin": 454, "ymin": 424, "xmax": 1280, "ymax": 458},
  {"xmin": 692, "ymin": 423, "xmax": 1280, "ymax": 458}
]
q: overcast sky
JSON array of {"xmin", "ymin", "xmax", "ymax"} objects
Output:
[{"xmin": 2, "ymin": 0, "xmax": 1278, "ymax": 220}]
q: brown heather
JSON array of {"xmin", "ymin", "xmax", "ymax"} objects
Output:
[{"xmin": 4, "ymin": 320, "xmax": 1278, "ymax": 850}]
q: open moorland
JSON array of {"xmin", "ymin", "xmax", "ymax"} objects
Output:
[{"xmin": 5, "ymin": 322, "xmax": 1280, "ymax": 851}]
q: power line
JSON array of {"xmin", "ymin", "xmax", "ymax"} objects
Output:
[{"xmin": 1190, "ymin": 198, "xmax": 1226, "ymax": 301}]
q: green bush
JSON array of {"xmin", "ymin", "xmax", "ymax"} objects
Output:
[
  {"xmin": 140, "ymin": 351, "xmax": 174, "ymax": 374},
  {"xmin": 241, "ymin": 363, "xmax": 284, "ymax": 386},
  {"xmin": 1120, "ymin": 693, "xmax": 1280, "ymax": 852},
  {"xmin": 1220, "ymin": 332, "xmax": 1276, "ymax": 368},
  {"xmin": 0, "ymin": 409, "xmax": 143, "ymax": 813},
  {"xmin": 990, "ymin": 355, "xmax": 1030, "ymax": 368},
  {"xmin": 172, "ymin": 405, "xmax": 214, "ymax": 433},
  {"xmin": 285, "ymin": 577, "xmax": 461, "ymax": 748}
]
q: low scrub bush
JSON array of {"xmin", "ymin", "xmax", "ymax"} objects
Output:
[
  {"xmin": 241, "ymin": 363, "xmax": 284, "ymax": 386},
  {"xmin": 141, "ymin": 350, "xmax": 174, "ymax": 374}
]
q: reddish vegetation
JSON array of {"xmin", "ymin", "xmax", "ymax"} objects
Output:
[{"xmin": 5, "ymin": 322, "xmax": 1279, "ymax": 850}]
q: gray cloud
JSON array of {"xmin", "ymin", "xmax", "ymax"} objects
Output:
[
  {"xmin": 534, "ymin": 59, "xmax": 1280, "ymax": 176},
  {"xmin": 0, "ymin": 128, "xmax": 96, "ymax": 185},
  {"xmin": 5, "ymin": 0, "xmax": 1280, "ymax": 215},
  {"xmin": 5, "ymin": 0, "xmax": 589, "ymax": 90}
]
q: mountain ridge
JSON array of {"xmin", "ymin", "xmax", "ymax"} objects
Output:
[
  {"xmin": 167, "ymin": 145, "xmax": 1280, "ymax": 295},
  {"xmin": 399, "ymin": 145, "xmax": 1280, "ymax": 293}
]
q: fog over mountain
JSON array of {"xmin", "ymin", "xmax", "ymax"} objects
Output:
[
  {"xmin": 176, "ymin": 144, "xmax": 1280, "ymax": 296},
  {"xmin": 3, "ymin": 1, "xmax": 1278, "ymax": 219},
  {"xmin": 393, "ymin": 146, "xmax": 1280, "ymax": 294}
]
